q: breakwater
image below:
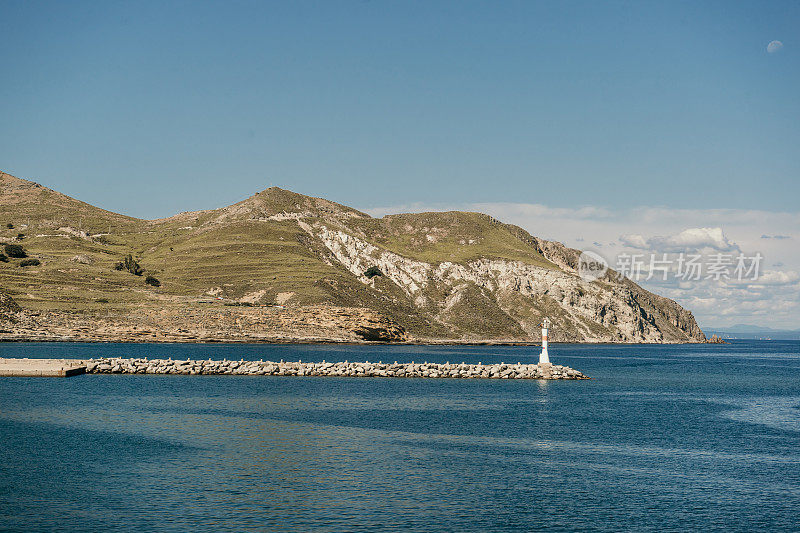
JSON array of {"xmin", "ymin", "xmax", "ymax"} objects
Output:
[{"xmin": 80, "ymin": 358, "xmax": 589, "ymax": 380}]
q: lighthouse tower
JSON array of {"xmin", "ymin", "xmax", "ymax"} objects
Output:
[{"xmin": 539, "ymin": 318, "xmax": 551, "ymax": 365}]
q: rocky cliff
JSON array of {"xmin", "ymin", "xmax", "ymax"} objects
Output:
[
  {"xmin": 0, "ymin": 171, "xmax": 706, "ymax": 343},
  {"xmin": 305, "ymin": 216, "xmax": 704, "ymax": 342}
]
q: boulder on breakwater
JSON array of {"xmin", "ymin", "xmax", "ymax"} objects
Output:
[{"xmin": 79, "ymin": 358, "xmax": 589, "ymax": 380}]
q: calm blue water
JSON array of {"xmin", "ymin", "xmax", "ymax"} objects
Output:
[{"xmin": 1, "ymin": 340, "xmax": 799, "ymax": 532}]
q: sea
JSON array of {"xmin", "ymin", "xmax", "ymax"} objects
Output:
[{"xmin": 1, "ymin": 340, "xmax": 798, "ymax": 532}]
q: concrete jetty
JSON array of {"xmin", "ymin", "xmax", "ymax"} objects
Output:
[
  {"xmin": 74, "ymin": 357, "xmax": 589, "ymax": 380},
  {"xmin": 0, "ymin": 358, "xmax": 87, "ymax": 377}
]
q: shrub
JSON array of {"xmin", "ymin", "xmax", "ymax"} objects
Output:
[
  {"xmin": 0, "ymin": 254, "xmax": 8, "ymax": 262},
  {"xmin": 16, "ymin": 233, "xmax": 25, "ymax": 240},
  {"xmin": 19, "ymin": 258, "xmax": 40, "ymax": 267},
  {"xmin": 4, "ymin": 244, "xmax": 27, "ymax": 258},
  {"xmin": 95, "ymin": 298, "xmax": 109, "ymax": 303},
  {"xmin": 6, "ymin": 223, "xmax": 13, "ymax": 229},
  {"xmin": 115, "ymin": 254, "xmax": 144, "ymax": 275},
  {"xmin": 364, "ymin": 266, "xmax": 383, "ymax": 279},
  {"xmin": 145, "ymin": 275, "xmax": 160, "ymax": 287}
]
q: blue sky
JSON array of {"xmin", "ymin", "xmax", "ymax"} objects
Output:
[
  {"xmin": 1, "ymin": 1, "xmax": 798, "ymax": 327},
  {"xmin": 1, "ymin": 0, "xmax": 797, "ymax": 216}
]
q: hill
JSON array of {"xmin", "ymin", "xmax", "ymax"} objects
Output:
[{"xmin": 0, "ymin": 171, "xmax": 706, "ymax": 343}]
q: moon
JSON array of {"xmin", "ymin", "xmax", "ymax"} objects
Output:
[{"xmin": 767, "ymin": 40, "xmax": 784, "ymax": 53}]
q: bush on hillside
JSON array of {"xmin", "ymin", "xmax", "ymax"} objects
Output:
[
  {"xmin": 19, "ymin": 258, "xmax": 40, "ymax": 267},
  {"xmin": 6, "ymin": 223, "xmax": 13, "ymax": 229},
  {"xmin": 16, "ymin": 233, "xmax": 25, "ymax": 240},
  {"xmin": 145, "ymin": 275, "xmax": 160, "ymax": 287},
  {"xmin": 114, "ymin": 254, "xmax": 144, "ymax": 276},
  {"xmin": 364, "ymin": 266, "xmax": 383, "ymax": 279},
  {"xmin": 4, "ymin": 244, "xmax": 27, "ymax": 258},
  {"xmin": 0, "ymin": 254, "xmax": 8, "ymax": 263}
]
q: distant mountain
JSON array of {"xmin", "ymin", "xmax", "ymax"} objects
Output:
[
  {"xmin": 726, "ymin": 324, "xmax": 797, "ymax": 333},
  {"xmin": 705, "ymin": 324, "xmax": 800, "ymax": 340},
  {"xmin": 0, "ymin": 170, "xmax": 706, "ymax": 343}
]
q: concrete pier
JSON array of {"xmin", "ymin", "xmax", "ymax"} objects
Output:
[{"xmin": 0, "ymin": 358, "xmax": 87, "ymax": 377}]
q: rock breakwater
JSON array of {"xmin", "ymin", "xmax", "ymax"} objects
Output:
[{"xmin": 80, "ymin": 358, "xmax": 589, "ymax": 380}]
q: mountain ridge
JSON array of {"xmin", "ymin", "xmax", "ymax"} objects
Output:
[
  {"xmin": 704, "ymin": 324, "xmax": 800, "ymax": 340},
  {"xmin": 0, "ymin": 171, "xmax": 706, "ymax": 344}
]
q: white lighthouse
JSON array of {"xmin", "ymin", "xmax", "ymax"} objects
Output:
[{"xmin": 539, "ymin": 317, "xmax": 551, "ymax": 365}]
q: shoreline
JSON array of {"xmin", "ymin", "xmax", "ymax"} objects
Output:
[{"xmin": 0, "ymin": 335, "xmax": 706, "ymax": 346}]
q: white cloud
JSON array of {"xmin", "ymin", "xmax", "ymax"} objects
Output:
[
  {"xmin": 750, "ymin": 270, "xmax": 800, "ymax": 286},
  {"xmin": 643, "ymin": 227, "xmax": 739, "ymax": 253},
  {"xmin": 723, "ymin": 270, "xmax": 799, "ymax": 288},
  {"xmin": 620, "ymin": 227, "xmax": 738, "ymax": 252},
  {"xmin": 619, "ymin": 234, "xmax": 648, "ymax": 249}
]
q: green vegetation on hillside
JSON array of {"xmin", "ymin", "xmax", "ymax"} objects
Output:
[
  {"xmin": 115, "ymin": 254, "xmax": 144, "ymax": 276},
  {"xmin": 349, "ymin": 212, "xmax": 555, "ymax": 268},
  {"xmin": 364, "ymin": 266, "xmax": 382, "ymax": 278},
  {"xmin": 4, "ymin": 244, "xmax": 27, "ymax": 258}
]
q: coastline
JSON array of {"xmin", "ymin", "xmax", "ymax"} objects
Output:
[{"xmin": 0, "ymin": 334, "xmax": 706, "ymax": 346}]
